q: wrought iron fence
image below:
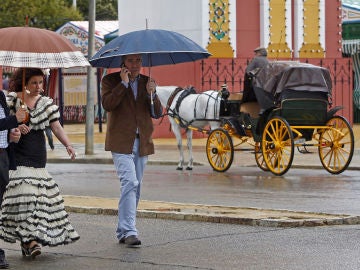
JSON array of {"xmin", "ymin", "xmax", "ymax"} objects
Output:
[
  {"xmin": 199, "ymin": 58, "xmax": 352, "ymax": 92},
  {"xmin": 52, "ymin": 57, "xmax": 355, "ymax": 124},
  {"xmin": 199, "ymin": 57, "xmax": 354, "ymax": 123}
]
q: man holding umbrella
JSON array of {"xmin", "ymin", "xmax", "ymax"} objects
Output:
[
  {"xmin": 90, "ymin": 28, "xmax": 210, "ymax": 247},
  {"xmin": 0, "ymin": 90, "xmax": 26, "ymax": 268},
  {"xmin": 101, "ymin": 54, "xmax": 162, "ymax": 247}
]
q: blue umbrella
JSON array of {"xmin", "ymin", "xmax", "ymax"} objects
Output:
[
  {"xmin": 89, "ymin": 29, "xmax": 210, "ymax": 118},
  {"xmin": 89, "ymin": 29, "xmax": 211, "ymax": 68}
]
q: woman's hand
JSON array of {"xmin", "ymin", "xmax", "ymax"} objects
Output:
[
  {"xmin": 18, "ymin": 124, "xmax": 31, "ymax": 135},
  {"xmin": 66, "ymin": 145, "xmax": 76, "ymax": 160},
  {"xmin": 15, "ymin": 107, "xmax": 27, "ymax": 123}
]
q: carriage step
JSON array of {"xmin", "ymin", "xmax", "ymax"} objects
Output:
[{"xmin": 294, "ymin": 138, "xmax": 306, "ymax": 144}]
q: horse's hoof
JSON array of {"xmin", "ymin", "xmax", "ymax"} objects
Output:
[
  {"xmin": 176, "ymin": 167, "xmax": 183, "ymax": 170},
  {"xmin": 186, "ymin": 167, "xmax": 193, "ymax": 170}
]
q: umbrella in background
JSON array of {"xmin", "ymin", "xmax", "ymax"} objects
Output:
[
  {"xmin": 89, "ymin": 29, "xmax": 210, "ymax": 68},
  {"xmin": 89, "ymin": 28, "xmax": 211, "ymax": 116}
]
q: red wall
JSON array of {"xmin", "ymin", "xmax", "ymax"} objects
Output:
[
  {"xmin": 236, "ymin": 1, "xmax": 261, "ymax": 58},
  {"xmin": 326, "ymin": 1, "xmax": 343, "ymax": 58},
  {"xmin": 145, "ymin": 62, "xmax": 201, "ymax": 88}
]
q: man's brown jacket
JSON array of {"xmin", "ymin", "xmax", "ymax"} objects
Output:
[{"xmin": 101, "ymin": 72, "xmax": 162, "ymax": 156}]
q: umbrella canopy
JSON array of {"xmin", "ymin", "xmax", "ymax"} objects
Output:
[
  {"xmin": 89, "ymin": 29, "xmax": 211, "ymax": 68},
  {"xmin": 0, "ymin": 26, "xmax": 89, "ymax": 68}
]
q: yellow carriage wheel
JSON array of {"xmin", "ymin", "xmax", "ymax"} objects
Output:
[
  {"xmin": 206, "ymin": 129, "xmax": 234, "ymax": 172},
  {"xmin": 261, "ymin": 116, "xmax": 294, "ymax": 176},
  {"xmin": 255, "ymin": 142, "xmax": 269, "ymax": 171},
  {"xmin": 318, "ymin": 116, "xmax": 354, "ymax": 174}
]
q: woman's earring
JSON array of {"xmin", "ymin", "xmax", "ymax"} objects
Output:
[{"xmin": 25, "ymin": 87, "xmax": 30, "ymax": 94}]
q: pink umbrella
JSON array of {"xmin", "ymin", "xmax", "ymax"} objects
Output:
[
  {"xmin": 0, "ymin": 26, "xmax": 89, "ymax": 69},
  {"xmin": 0, "ymin": 26, "xmax": 89, "ymax": 117}
]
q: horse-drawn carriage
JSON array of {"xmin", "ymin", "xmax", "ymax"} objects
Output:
[{"xmin": 206, "ymin": 61, "xmax": 354, "ymax": 175}]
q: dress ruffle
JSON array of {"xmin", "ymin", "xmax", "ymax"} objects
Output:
[
  {"xmin": 0, "ymin": 166, "xmax": 80, "ymax": 246},
  {"xmin": 6, "ymin": 92, "xmax": 60, "ymax": 130}
]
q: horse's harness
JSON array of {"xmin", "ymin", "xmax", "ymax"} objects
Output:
[{"xmin": 165, "ymin": 86, "xmax": 223, "ymax": 129}]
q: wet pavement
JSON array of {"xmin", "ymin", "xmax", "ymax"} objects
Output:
[
  {"xmin": 48, "ymin": 123, "xmax": 360, "ymax": 169},
  {"xmin": 44, "ymin": 123, "xmax": 360, "ymax": 227},
  {"xmin": 1, "ymin": 123, "xmax": 359, "ymax": 269},
  {"xmin": 3, "ymin": 213, "xmax": 360, "ymax": 270}
]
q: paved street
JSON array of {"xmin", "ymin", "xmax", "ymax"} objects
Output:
[
  {"xmin": 1, "ymin": 163, "xmax": 357, "ymax": 270},
  {"xmin": 0, "ymin": 123, "xmax": 359, "ymax": 269},
  {"xmin": 51, "ymin": 164, "xmax": 360, "ymax": 216},
  {"xmin": 2, "ymin": 213, "xmax": 360, "ymax": 270}
]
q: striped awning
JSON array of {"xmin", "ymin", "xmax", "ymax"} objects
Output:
[
  {"xmin": 343, "ymin": 0, "xmax": 360, "ymax": 12},
  {"xmin": 342, "ymin": 39, "xmax": 360, "ymax": 55}
]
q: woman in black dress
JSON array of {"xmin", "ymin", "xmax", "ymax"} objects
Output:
[{"xmin": 0, "ymin": 68, "xmax": 79, "ymax": 258}]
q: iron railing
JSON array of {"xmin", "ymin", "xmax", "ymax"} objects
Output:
[{"xmin": 198, "ymin": 58, "xmax": 354, "ymax": 123}]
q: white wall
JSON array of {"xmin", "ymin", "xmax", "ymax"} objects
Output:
[
  {"xmin": 118, "ymin": 0, "xmax": 206, "ymax": 48},
  {"xmin": 118, "ymin": 0, "xmax": 237, "ymax": 55}
]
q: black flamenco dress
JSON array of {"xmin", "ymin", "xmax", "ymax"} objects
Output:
[{"xmin": 0, "ymin": 92, "xmax": 79, "ymax": 246}]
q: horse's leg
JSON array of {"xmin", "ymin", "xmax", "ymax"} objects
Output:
[
  {"xmin": 169, "ymin": 118, "xmax": 184, "ymax": 170},
  {"xmin": 185, "ymin": 128, "xmax": 193, "ymax": 170}
]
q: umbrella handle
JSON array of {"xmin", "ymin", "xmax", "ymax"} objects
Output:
[
  {"xmin": 21, "ymin": 106, "xmax": 30, "ymax": 123},
  {"xmin": 22, "ymin": 69, "xmax": 25, "ymax": 101},
  {"xmin": 148, "ymin": 62, "xmax": 158, "ymax": 118},
  {"xmin": 150, "ymin": 90, "xmax": 155, "ymax": 118},
  {"xmin": 148, "ymin": 64, "xmax": 154, "ymax": 105},
  {"xmin": 21, "ymin": 69, "xmax": 29, "ymax": 123}
]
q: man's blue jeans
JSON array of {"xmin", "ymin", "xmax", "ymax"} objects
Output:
[{"xmin": 112, "ymin": 138, "xmax": 148, "ymax": 240}]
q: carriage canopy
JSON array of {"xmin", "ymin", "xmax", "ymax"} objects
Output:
[
  {"xmin": 253, "ymin": 61, "xmax": 332, "ymax": 96},
  {"xmin": 252, "ymin": 61, "xmax": 333, "ymax": 111}
]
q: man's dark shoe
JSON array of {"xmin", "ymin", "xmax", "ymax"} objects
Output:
[
  {"xmin": 124, "ymin": 235, "xmax": 141, "ymax": 247},
  {"xmin": 0, "ymin": 249, "xmax": 9, "ymax": 269},
  {"xmin": 119, "ymin": 237, "xmax": 125, "ymax": 244}
]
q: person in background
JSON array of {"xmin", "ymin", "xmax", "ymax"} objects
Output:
[
  {"xmin": 0, "ymin": 89, "xmax": 26, "ymax": 269},
  {"xmin": 1, "ymin": 78, "xmax": 9, "ymax": 91},
  {"xmin": 0, "ymin": 68, "xmax": 79, "ymax": 259},
  {"xmin": 101, "ymin": 54, "xmax": 162, "ymax": 247},
  {"xmin": 242, "ymin": 46, "xmax": 269, "ymax": 103}
]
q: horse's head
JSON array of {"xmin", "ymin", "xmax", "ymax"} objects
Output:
[{"xmin": 156, "ymin": 86, "xmax": 179, "ymax": 108}]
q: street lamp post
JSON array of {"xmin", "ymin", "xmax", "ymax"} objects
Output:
[{"xmin": 86, "ymin": 0, "xmax": 96, "ymax": 155}]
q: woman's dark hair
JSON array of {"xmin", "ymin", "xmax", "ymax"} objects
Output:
[{"xmin": 9, "ymin": 68, "xmax": 44, "ymax": 93}]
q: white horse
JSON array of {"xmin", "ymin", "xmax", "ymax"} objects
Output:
[{"xmin": 156, "ymin": 86, "xmax": 224, "ymax": 170}]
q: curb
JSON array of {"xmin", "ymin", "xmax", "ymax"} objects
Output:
[
  {"xmin": 47, "ymin": 158, "xmax": 204, "ymax": 166},
  {"xmin": 63, "ymin": 195, "xmax": 360, "ymax": 228},
  {"xmin": 48, "ymin": 158, "xmax": 360, "ymax": 171}
]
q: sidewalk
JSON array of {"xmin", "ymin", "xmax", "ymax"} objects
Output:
[
  {"xmin": 48, "ymin": 123, "xmax": 360, "ymax": 227},
  {"xmin": 48, "ymin": 123, "xmax": 360, "ymax": 169}
]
